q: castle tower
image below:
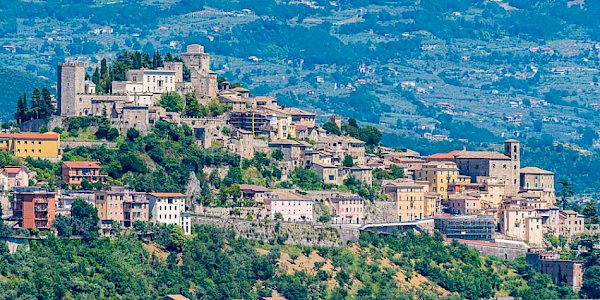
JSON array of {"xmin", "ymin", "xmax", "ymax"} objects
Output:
[
  {"xmin": 164, "ymin": 61, "xmax": 183, "ymax": 83},
  {"xmin": 57, "ymin": 63, "xmax": 85, "ymax": 116},
  {"xmin": 504, "ymin": 139, "xmax": 521, "ymax": 196},
  {"xmin": 182, "ymin": 44, "xmax": 217, "ymax": 99}
]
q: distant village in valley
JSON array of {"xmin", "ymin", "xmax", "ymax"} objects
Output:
[{"xmin": 0, "ymin": 45, "xmax": 595, "ymax": 292}]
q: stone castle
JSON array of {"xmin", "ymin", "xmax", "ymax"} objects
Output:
[{"xmin": 57, "ymin": 44, "xmax": 218, "ymax": 134}]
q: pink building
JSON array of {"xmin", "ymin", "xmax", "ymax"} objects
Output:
[
  {"xmin": 448, "ymin": 194, "xmax": 481, "ymax": 215},
  {"xmin": 328, "ymin": 196, "xmax": 364, "ymax": 224},
  {"xmin": 0, "ymin": 166, "xmax": 29, "ymax": 191}
]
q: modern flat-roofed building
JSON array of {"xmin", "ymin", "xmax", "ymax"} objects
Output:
[
  {"xmin": 434, "ymin": 215, "xmax": 494, "ymax": 241},
  {"xmin": 12, "ymin": 188, "xmax": 56, "ymax": 229}
]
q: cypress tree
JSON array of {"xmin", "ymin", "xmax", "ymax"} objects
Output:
[
  {"xmin": 31, "ymin": 88, "xmax": 41, "ymax": 119},
  {"xmin": 15, "ymin": 96, "xmax": 25, "ymax": 123},
  {"xmin": 41, "ymin": 87, "xmax": 54, "ymax": 117}
]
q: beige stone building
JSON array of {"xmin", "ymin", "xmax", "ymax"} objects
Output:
[
  {"xmin": 239, "ymin": 184, "xmax": 272, "ymax": 205},
  {"xmin": 520, "ymin": 167, "xmax": 555, "ymax": 205},
  {"xmin": 182, "ymin": 44, "xmax": 218, "ymax": 101},
  {"xmin": 559, "ymin": 210, "xmax": 585, "ymax": 238},
  {"xmin": 58, "ymin": 62, "xmax": 86, "ymax": 116},
  {"xmin": 316, "ymin": 135, "xmax": 366, "ymax": 166},
  {"xmin": 414, "ymin": 161, "xmax": 459, "ymax": 200},
  {"xmin": 499, "ymin": 199, "xmax": 544, "ymax": 247},
  {"xmin": 312, "ymin": 162, "xmax": 340, "ymax": 185},
  {"xmin": 453, "ymin": 140, "xmax": 521, "ymax": 196},
  {"xmin": 383, "ymin": 179, "xmax": 440, "ymax": 222}
]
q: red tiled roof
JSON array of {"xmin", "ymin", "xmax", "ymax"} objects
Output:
[
  {"xmin": 0, "ymin": 132, "xmax": 59, "ymax": 140},
  {"xmin": 149, "ymin": 192, "xmax": 186, "ymax": 198},
  {"xmin": 424, "ymin": 150, "xmax": 461, "ymax": 159},
  {"xmin": 165, "ymin": 295, "xmax": 190, "ymax": 300},
  {"xmin": 62, "ymin": 161, "xmax": 101, "ymax": 169},
  {"xmin": 239, "ymin": 184, "xmax": 271, "ymax": 192},
  {"xmin": 0, "ymin": 166, "xmax": 26, "ymax": 174}
]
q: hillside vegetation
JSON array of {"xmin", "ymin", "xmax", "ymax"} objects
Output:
[{"xmin": 0, "ymin": 223, "xmax": 575, "ymax": 300}]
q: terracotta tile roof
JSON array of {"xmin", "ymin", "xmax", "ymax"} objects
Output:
[
  {"xmin": 520, "ymin": 167, "xmax": 554, "ymax": 175},
  {"xmin": 62, "ymin": 161, "xmax": 101, "ymax": 169},
  {"xmin": 0, "ymin": 166, "xmax": 27, "ymax": 174},
  {"xmin": 283, "ymin": 107, "xmax": 316, "ymax": 116},
  {"xmin": 239, "ymin": 184, "xmax": 271, "ymax": 192},
  {"xmin": 0, "ymin": 132, "xmax": 59, "ymax": 140},
  {"xmin": 454, "ymin": 151, "xmax": 510, "ymax": 160},
  {"xmin": 148, "ymin": 192, "xmax": 186, "ymax": 198},
  {"xmin": 423, "ymin": 150, "xmax": 462, "ymax": 160},
  {"xmin": 164, "ymin": 295, "xmax": 190, "ymax": 300}
]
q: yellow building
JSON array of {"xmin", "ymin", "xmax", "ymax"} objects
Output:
[
  {"xmin": 0, "ymin": 132, "xmax": 60, "ymax": 159},
  {"xmin": 383, "ymin": 179, "xmax": 441, "ymax": 222},
  {"xmin": 414, "ymin": 161, "xmax": 459, "ymax": 200}
]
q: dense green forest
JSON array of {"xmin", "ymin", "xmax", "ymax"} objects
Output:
[{"xmin": 0, "ymin": 201, "xmax": 576, "ymax": 299}]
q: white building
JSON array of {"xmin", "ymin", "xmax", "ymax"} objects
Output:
[
  {"xmin": 265, "ymin": 189, "xmax": 313, "ymax": 222},
  {"xmin": 147, "ymin": 192, "xmax": 191, "ymax": 235}
]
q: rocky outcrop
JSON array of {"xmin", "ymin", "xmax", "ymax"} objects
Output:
[{"xmin": 364, "ymin": 201, "xmax": 397, "ymax": 224}]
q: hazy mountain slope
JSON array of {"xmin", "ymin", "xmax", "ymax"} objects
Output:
[{"xmin": 0, "ymin": 68, "xmax": 50, "ymax": 121}]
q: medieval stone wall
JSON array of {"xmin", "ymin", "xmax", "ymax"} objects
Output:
[{"xmin": 192, "ymin": 215, "xmax": 359, "ymax": 247}]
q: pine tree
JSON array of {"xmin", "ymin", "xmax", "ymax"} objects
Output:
[
  {"xmin": 142, "ymin": 53, "xmax": 152, "ymax": 69},
  {"xmin": 152, "ymin": 51, "xmax": 163, "ymax": 69},
  {"xmin": 165, "ymin": 52, "xmax": 174, "ymax": 62}
]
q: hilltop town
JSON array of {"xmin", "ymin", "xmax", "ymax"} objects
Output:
[{"xmin": 0, "ymin": 45, "xmax": 597, "ymax": 298}]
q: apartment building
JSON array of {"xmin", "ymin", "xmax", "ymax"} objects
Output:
[
  {"xmin": 383, "ymin": 179, "xmax": 440, "ymax": 222},
  {"xmin": 328, "ymin": 196, "xmax": 364, "ymax": 224},
  {"xmin": 499, "ymin": 200, "xmax": 543, "ymax": 246},
  {"xmin": 12, "ymin": 188, "xmax": 56, "ymax": 229},
  {"xmin": 62, "ymin": 161, "xmax": 107, "ymax": 187},
  {"xmin": 414, "ymin": 161, "xmax": 459, "ymax": 200},
  {"xmin": 95, "ymin": 186, "xmax": 149, "ymax": 229},
  {"xmin": 148, "ymin": 192, "xmax": 191, "ymax": 235},
  {"xmin": 447, "ymin": 194, "xmax": 481, "ymax": 215}
]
